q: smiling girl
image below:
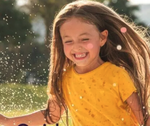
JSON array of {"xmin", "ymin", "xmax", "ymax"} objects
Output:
[{"xmin": 0, "ymin": 0, "xmax": 150, "ymax": 126}]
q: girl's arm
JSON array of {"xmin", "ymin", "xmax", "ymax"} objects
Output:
[
  {"xmin": 0, "ymin": 97, "xmax": 65, "ymax": 126},
  {"xmin": 126, "ymin": 92, "xmax": 149, "ymax": 125},
  {"xmin": 0, "ymin": 110, "xmax": 48, "ymax": 126}
]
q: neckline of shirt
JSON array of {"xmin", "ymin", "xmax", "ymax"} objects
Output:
[{"xmin": 72, "ymin": 61, "xmax": 110, "ymax": 76}]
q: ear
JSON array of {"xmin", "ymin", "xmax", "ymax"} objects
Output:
[{"xmin": 99, "ymin": 30, "xmax": 108, "ymax": 47}]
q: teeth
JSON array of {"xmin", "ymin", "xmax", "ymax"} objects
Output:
[{"xmin": 75, "ymin": 53, "xmax": 86, "ymax": 58}]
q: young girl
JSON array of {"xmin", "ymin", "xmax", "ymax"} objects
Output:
[{"xmin": 0, "ymin": 0, "xmax": 150, "ymax": 126}]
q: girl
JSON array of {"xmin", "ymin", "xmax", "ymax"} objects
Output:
[{"xmin": 0, "ymin": 0, "xmax": 150, "ymax": 126}]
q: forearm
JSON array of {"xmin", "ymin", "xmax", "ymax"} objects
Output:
[
  {"xmin": 126, "ymin": 93, "xmax": 145, "ymax": 125},
  {"xmin": 132, "ymin": 109, "xmax": 144, "ymax": 125},
  {"xmin": 3, "ymin": 110, "xmax": 57, "ymax": 126}
]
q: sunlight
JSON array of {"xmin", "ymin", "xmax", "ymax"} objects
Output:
[
  {"xmin": 130, "ymin": 0, "xmax": 150, "ymax": 4},
  {"xmin": 16, "ymin": 0, "xmax": 29, "ymax": 6}
]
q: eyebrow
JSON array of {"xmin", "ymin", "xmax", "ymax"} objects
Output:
[{"xmin": 62, "ymin": 32, "xmax": 91, "ymax": 39}]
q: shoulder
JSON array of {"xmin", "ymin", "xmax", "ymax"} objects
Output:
[
  {"xmin": 103, "ymin": 62, "xmax": 132, "ymax": 81},
  {"xmin": 108, "ymin": 63, "xmax": 135, "ymax": 88},
  {"xmin": 103, "ymin": 62, "xmax": 125, "ymax": 75}
]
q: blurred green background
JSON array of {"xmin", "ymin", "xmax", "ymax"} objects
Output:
[{"xmin": 0, "ymin": 83, "xmax": 73, "ymax": 126}]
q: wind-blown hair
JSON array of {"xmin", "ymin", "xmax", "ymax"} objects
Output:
[{"xmin": 44, "ymin": 0, "xmax": 150, "ymax": 125}]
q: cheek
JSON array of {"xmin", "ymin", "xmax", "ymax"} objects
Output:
[
  {"xmin": 86, "ymin": 43, "xmax": 100, "ymax": 55},
  {"xmin": 86, "ymin": 43, "xmax": 94, "ymax": 49},
  {"xmin": 63, "ymin": 45, "xmax": 71, "ymax": 56}
]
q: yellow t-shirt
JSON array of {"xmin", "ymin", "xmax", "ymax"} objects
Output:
[{"xmin": 62, "ymin": 62, "xmax": 138, "ymax": 126}]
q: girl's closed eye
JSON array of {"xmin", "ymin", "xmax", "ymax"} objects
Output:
[
  {"xmin": 64, "ymin": 40, "xmax": 73, "ymax": 44},
  {"xmin": 81, "ymin": 38, "xmax": 89, "ymax": 42}
]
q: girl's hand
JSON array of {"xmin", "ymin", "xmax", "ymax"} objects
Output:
[{"xmin": 0, "ymin": 114, "xmax": 8, "ymax": 125}]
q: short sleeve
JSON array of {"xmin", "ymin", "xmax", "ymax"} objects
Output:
[{"xmin": 118, "ymin": 68, "xmax": 137, "ymax": 102}]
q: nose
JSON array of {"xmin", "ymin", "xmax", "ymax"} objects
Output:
[{"xmin": 73, "ymin": 42, "xmax": 82, "ymax": 51}]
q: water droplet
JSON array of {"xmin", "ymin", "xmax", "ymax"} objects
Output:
[
  {"xmin": 116, "ymin": 45, "xmax": 122, "ymax": 50},
  {"xmin": 113, "ymin": 83, "xmax": 117, "ymax": 87}
]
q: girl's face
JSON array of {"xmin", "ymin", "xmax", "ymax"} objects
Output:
[{"xmin": 60, "ymin": 17, "xmax": 108, "ymax": 73}]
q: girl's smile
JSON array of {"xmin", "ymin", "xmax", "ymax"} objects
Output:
[{"xmin": 60, "ymin": 17, "xmax": 108, "ymax": 73}]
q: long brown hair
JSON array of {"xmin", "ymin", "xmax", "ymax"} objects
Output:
[{"xmin": 45, "ymin": 0, "xmax": 150, "ymax": 125}]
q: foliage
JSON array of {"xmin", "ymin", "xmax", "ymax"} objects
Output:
[
  {"xmin": 0, "ymin": 0, "xmax": 49, "ymax": 84},
  {"xmin": 0, "ymin": 0, "xmax": 32, "ymax": 45},
  {"xmin": 24, "ymin": 0, "xmax": 75, "ymax": 46},
  {"xmin": 0, "ymin": 42, "xmax": 49, "ymax": 84},
  {"xmin": 108, "ymin": 0, "xmax": 146, "ymax": 26},
  {"xmin": 109, "ymin": 0, "xmax": 138, "ymax": 20}
]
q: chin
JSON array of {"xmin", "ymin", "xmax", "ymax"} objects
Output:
[{"xmin": 75, "ymin": 63, "xmax": 88, "ymax": 67}]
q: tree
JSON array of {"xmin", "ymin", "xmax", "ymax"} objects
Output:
[
  {"xmin": 108, "ymin": 0, "xmax": 146, "ymax": 26},
  {"xmin": 0, "ymin": 0, "xmax": 38, "ymax": 84},
  {"xmin": 23, "ymin": 0, "xmax": 75, "ymax": 46},
  {"xmin": 0, "ymin": 0, "xmax": 32, "ymax": 46}
]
